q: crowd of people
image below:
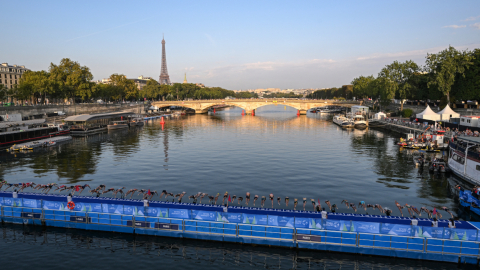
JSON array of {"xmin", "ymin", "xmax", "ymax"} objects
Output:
[{"xmin": 0, "ymin": 181, "xmax": 458, "ymax": 221}]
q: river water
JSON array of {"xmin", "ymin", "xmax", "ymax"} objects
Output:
[{"xmin": 0, "ymin": 105, "xmax": 469, "ymax": 269}]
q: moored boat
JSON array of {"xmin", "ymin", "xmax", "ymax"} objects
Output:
[
  {"xmin": 448, "ymin": 136, "xmax": 480, "ymax": 185},
  {"xmin": 107, "ymin": 121, "xmax": 128, "ymax": 130}
]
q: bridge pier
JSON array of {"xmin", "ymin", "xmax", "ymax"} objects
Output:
[
  {"xmin": 195, "ymin": 109, "xmax": 208, "ymax": 114},
  {"xmin": 299, "ymin": 110, "xmax": 307, "ymax": 115}
]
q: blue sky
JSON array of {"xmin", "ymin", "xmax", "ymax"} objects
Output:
[{"xmin": 2, "ymin": 0, "xmax": 479, "ymax": 90}]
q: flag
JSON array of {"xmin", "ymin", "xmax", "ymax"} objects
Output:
[
  {"xmin": 75, "ymin": 186, "xmax": 80, "ymax": 192},
  {"xmin": 148, "ymin": 189, "xmax": 151, "ymax": 196},
  {"xmin": 432, "ymin": 208, "xmax": 437, "ymax": 215},
  {"xmin": 228, "ymin": 195, "xmax": 231, "ymax": 202},
  {"xmin": 318, "ymin": 199, "xmax": 320, "ymax": 205}
]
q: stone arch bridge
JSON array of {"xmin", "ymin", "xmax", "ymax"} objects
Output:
[{"xmin": 151, "ymin": 99, "xmax": 361, "ymax": 114}]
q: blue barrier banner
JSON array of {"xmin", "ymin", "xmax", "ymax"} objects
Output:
[
  {"xmin": 352, "ymin": 221, "xmax": 380, "ymax": 234},
  {"xmin": 324, "ymin": 220, "xmax": 352, "ymax": 231},
  {"xmin": 123, "ymin": 205, "xmax": 145, "ymax": 216},
  {"xmin": 444, "ymin": 228, "xmax": 478, "ymax": 241},
  {"xmin": 219, "ymin": 213, "xmax": 242, "ymax": 223},
  {"xmin": 43, "ymin": 201, "xmax": 65, "ymax": 210},
  {"xmin": 381, "ymin": 223, "xmax": 412, "ymax": 236},
  {"xmin": 243, "ymin": 214, "xmax": 268, "ymax": 225},
  {"xmin": 0, "ymin": 197, "xmax": 3, "ymax": 206},
  {"xmin": 268, "ymin": 215, "xmax": 295, "ymax": 227},
  {"xmin": 311, "ymin": 218, "xmax": 323, "ymax": 229},
  {"xmin": 145, "ymin": 207, "xmax": 168, "ymax": 218},
  {"xmin": 73, "ymin": 202, "xmax": 88, "ymax": 212},
  {"xmin": 192, "ymin": 210, "xmax": 216, "ymax": 221},
  {"xmin": 416, "ymin": 226, "xmax": 444, "ymax": 238},
  {"xmin": 295, "ymin": 217, "xmax": 310, "ymax": 228},
  {"xmin": 22, "ymin": 199, "xmax": 41, "ymax": 208},
  {"xmin": 168, "ymin": 208, "xmax": 190, "ymax": 219},
  {"xmin": 102, "ymin": 204, "xmax": 124, "ymax": 214}
]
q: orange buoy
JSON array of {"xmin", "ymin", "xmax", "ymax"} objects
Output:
[
  {"xmin": 160, "ymin": 117, "xmax": 165, "ymax": 124},
  {"xmin": 297, "ymin": 110, "xmax": 300, "ymax": 116},
  {"xmin": 67, "ymin": 201, "xmax": 75, "ymax": 210},
  {"xmin": 252, "ymin": 110, "xmax": 255, "ymax": 116},
  {"xmin": 241, "ymin": 110, "xmax": 245, "ymax": 116},
  {"xmin": 214, "ymin": 108, "xmax": 216, "ymax": 114}
]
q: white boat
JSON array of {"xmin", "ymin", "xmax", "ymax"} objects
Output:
[
  {"xmin": 352, "ymin": 115, "xmax": 368, "ymax": 129},
  {"xmin": 448, "ymin": 136, "xmax": 480, "ymax": 185},
  {"xmin": 333, "ymin": 115, "xmax": 354, "ymax": 128},
  {"xmin": 107, "ymin": 121, "xmax": 128, "ymax": 130}
]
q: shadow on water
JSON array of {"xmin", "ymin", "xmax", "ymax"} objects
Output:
[{"xmin": 0, "ymin": 223, "xmax": 472, "ymax": 270}]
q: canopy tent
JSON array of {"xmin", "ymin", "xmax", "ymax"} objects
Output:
[
  {"xmin": 437, "ymin": 104, "xmax": 460, "ymax": 122},
  {"xmin": 415, "ymin": 105, "xmax": 441, "ymax": 121},
  {"xmin": 374, "ymin": 112, "xmax": 386, "ymax": 119}
]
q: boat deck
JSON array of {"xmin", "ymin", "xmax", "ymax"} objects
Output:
[{"xmin": 8, "ymin": 136, "xmax": 72, "ymax": 150}]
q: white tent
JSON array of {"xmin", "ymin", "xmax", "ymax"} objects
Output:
[
  {"xmin": 437, "ymin": 104, "xmax": 460, "ymax": 122},
  {"xmin": 374, "ymin": 112, "xmax": 386, "ymax": 119},
  {"xmin": 415, "ymin": 105, "xmax": 441, "ymax": 121}
]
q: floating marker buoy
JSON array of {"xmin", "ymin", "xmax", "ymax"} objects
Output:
[
  {"xmin": 252, "ymin": 110, "xmax": 255, "ymax": 116},
  {"xmin": 214, "ymin": 108, "xmax": 216, "ymax": 114},
  {"xmin": 297, "ymin": 110, "xmax": 300, "ymax": 116},
  {"xmin": 160, "ymin": 117, "xmax": 165, "ymax": 124},
  {"xmin": 242, "ymin": 110, "xmax": 245, "ymax": 116}
]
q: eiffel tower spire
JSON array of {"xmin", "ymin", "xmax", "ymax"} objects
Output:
[{"xmin": 159, "ymin": 36, "xmax": 171, "ymax": 85}]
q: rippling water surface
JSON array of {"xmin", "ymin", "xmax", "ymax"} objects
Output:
[{"xmin": 0, "ymin": 105, "xmax": 468, "ymax": 269}]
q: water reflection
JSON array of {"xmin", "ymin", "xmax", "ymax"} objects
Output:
[{"xmin": 0, "ymin": 223, "xmax": 466, "ymax": 270}]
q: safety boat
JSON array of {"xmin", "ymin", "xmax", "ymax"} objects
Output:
[
  {"xmin": 353, "ymin": 115, "xmax": 368, "ymax": 129},
  {"xmin": 428, "ymin": 159, "xmax": 450, "ymax": 173}
]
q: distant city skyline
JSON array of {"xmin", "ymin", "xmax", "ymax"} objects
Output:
[{"xmin": 1, "ymin": 1, "xmax": 479, "ymax": 90}]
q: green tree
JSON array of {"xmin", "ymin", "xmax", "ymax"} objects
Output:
[
  {"xmin": 49, "ymin": 58, "xmax": 94, "ymax": 104},
  {"xmin": 450, "ymin": 48, "xmax": 480, "ymax": 102},
  {"xmin": 378, "ymin": 60, "xmax": 419, "ymax": 111},
  {"xmin": 108, "ymin": 74, "xmax": 138, "ymax": 100},
  {"xmin": 425, "ymin": 46, "xmax": 474, "ymax": 105}
]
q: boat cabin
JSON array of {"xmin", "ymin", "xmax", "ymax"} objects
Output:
[{"xmin": 460, "ymin": 116, "xmax": 480, "ymax": 127}]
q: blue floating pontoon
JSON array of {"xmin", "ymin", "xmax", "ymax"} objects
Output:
[{"xmin": 1, "ymin": 191, "xmax": 479, "ymax": 265}]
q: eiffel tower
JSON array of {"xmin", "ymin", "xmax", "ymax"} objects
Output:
[{"xmin": 159, "ymin": 36, "xmax": 171, "ymax": 85}]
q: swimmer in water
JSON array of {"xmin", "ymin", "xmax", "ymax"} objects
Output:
[
  {"xmin": 165, "ymin": 192, "xmax": 174, "ymax": 199},
  {"xmin": 358, "ymin": 201, "xmax": 366, "ymax": 211},
  {"xmin": 277, "ymin": 197, "xmax": 281, "ymax": 206},
  {"xmin": 349, "ymin": 203, "xmax": 357, "ymax": 212},
  {"xmin": 261, "ymin": 196, "xmax": 266, "ymax": 208},
  {"xmin": 253, "ymin": 195, "xmax": 259, "ymax": 206},
  {"xmin": 294, "ymin": 198, "xmax": 298, "ymax": 210},
  {"xmin": 238, "ymin": 196, "xmax": 243, "ymax": 204},
  {"xmin": 341, "ymin": 200, "xmax": 349, "ymax": 208},
  {"xmin": 214, "ymin": 193, "xmax": 220, "ymax": 205},
  {"xmin": 325, "ymin": 200, "xmax": 331, "ymax": 211},
  {"xmin": 246, "ymin": 192, "xmax": 251, "ymax": 206},
  {"xmin": 285, "ymin": 197, "xmax": 289, "ymax": 207},
  {"xmin": 395, "ymin": 201, "xmax": 404, "ymax": 217},
  {"xmin": 375, "ymin": 204, "xmax": 384, "ymax": 213},
  {"xmin": 303, "ymin": 198, "xmax": 307, "ymax": 211},
  {"xmin": 96, "ymin": 185, "xmax": 106, "ymax": 193},
  {"xmin": 159, "ymin": 190, "xmax": 168, "ymax": 199},
  {"xmin": 269, "ymin": 194, "xmax": 274, "ymax": 208},
  {"xmin": 441, "ymin": 206, "xmax": 454, "ymax": 218},
  {"xmin": 77, "ymin": 184, "xmax": 91, "ymax": 195}
]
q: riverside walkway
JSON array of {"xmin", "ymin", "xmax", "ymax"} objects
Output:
[{"xmin": 1, "ymin": 191, "xmax": 480, "ymax": 265}]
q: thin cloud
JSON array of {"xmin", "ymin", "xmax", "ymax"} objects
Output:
[
  {"xmin": 65, "ymin": 17, "xmax": 153, "ymax": 42},
  {"xmin": 204, "ymin": 33, "xmax": 217, "ymax": 47},
  {"xmin": 442, "ymin": 25, "xmax": 466, "ymax": 29},
  {"xmin": 464, "ymin": 15, "xmax": 480, "ymax": 21},
  {"xmin": 472, "ymin": 23, "xmax": 480, "ymax": 29}
]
